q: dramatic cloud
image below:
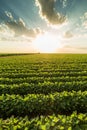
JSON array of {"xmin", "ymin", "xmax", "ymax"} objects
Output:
[
  {"xmin": 0, "ymin": 12, "xmax": 42, "ymax": 42},
  {"xmin": 6, "ymin": 18, "xmax": 41, "ymax": 37},
  {"xmin": 36, "ymin": 0, "xmax": 66, "ymax": 25},
  {"xmin": 64, "ymin": 31, "xmax": 73, "ymax": 38}
]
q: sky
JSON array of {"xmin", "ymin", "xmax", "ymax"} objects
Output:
[{"xmin": 0, "ymin": 0, "xmax": 87, "ymax": 53}]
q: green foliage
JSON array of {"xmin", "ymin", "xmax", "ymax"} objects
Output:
[
  {"xmin": 0, "ymin": 54, "xmax": 87, "ymax": 129},
  {"xmin": 0, "ymin": 112, "xmax": 87, "ymax": 129},
  {"xmin": 0, "ymin": 91, "xmax": 87, "ymax": 118},
  {"xmin": 0, "ymin": 81, "xmax": 87, "ymax": 95}
]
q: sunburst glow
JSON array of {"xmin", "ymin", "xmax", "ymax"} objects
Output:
[{"xmin": 33, "ymin": 33, "xmax": 62, "ymax": 53}]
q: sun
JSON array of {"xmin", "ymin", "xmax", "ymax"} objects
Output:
[{"xmin": 33, "ymin": 32, "xmax": 62, "ymax": 53}]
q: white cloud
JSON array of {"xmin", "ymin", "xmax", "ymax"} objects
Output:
[
  {"xmin": 0, "ymin": 18, "xmax": 42, "ymax": 42},
  {"xmin": 6, "ymin": 18, "xmax": 41, "ymax": 37},
  {"xmin": 80, "ymin": 12, "xmax": 87, "ymax": 29},
  {"xmin": 83, "ymin": 12, "xmax": 87, "ymax": 19},
  {"xmin": 5, "ymin": 11, "xmax": 13, "ymax": 20},
  {"xmin": 60, "ymin": 0, "xmax": 68, "ymax": 8},
  {"xmin": 0, "ymin": 24, "xmax": 14, "ymax": 41},
  {"xmin": 83, "ymin": 22, "xmax": 87, "ymax": 29}
]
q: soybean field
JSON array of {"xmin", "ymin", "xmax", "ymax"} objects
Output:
[{"xmin": 0, "ymin": 54, "xmax": 87, "ymax": 129}]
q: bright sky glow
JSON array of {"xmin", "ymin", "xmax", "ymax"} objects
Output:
[
  {"xmin": 0, "ymin": 0, "xmax": 87, "ymax": 53},
  {"xmin": 33, "ymin": 33, "xmax": 62, "ymax": 53}
]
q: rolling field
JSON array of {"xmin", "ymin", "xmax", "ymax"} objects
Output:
[{"xmin": 0, "ymin": 54, "xmax": 87, "ymax": 129}]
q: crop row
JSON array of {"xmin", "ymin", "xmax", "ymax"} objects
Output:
[
  {"xmin": 0, "ymin": 63, "xmax": 87, "ymax": 71},
  {"xmin": 0, "ymin": 71, "xmax": 87, "ymax": 78},
  {"xmin": 0, "ymin": 81, "xmax": 87, "ymax": 95},
  {"xmin": 0, "ymin": 91, "xmax": 87, "ymax": 118},
  {"xmin": 0, "ymin": 76, "xmax": 87, "ymax": 85},
  {"xmin": 0, "ymin": 112, "xmax": 87, "ymax": 130},
  {"xmin": 0, "ymin": 66, "xmax": 87, "ymax": 75}
]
